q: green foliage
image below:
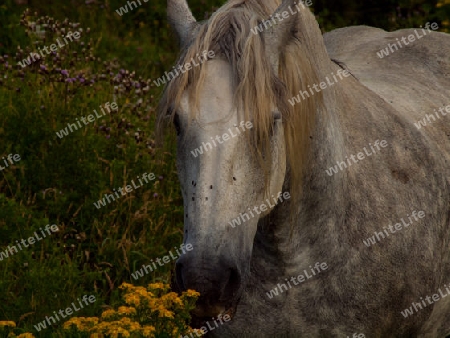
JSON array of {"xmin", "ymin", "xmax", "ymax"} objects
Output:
[
  {"xmin": 0, "ymin": 0, "xmax": 448, "ymax": 336},
  {"xmin": 313, "ymin": 0, "xmax": 450, "ymax": 32},
  {"xmin": 0, "ymin": 6, "xmax": 183, "ymax": 336}
]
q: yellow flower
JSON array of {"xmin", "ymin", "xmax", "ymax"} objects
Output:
[
  {"xmin": 0, "ymin": 321, "xmax": 16, "ymax": 328},
  {"xmin": 63, "ymin": 318, "xmax": 77, "ymax": 330},
  {"xmin": 101, "ymin": 309, "xmax": 116, "ymax": 319},
  {"xmin": 117, "ymin": 306, "xmax": 137, "ymax": 316},
  {"xmin": 119, "ymin": 317, "xmax": 141, "ymax": 332},
  {"xmin": 161, "ymin": 292, "xmax": 179, "ymax": 302},
  {"xmin": 160, "ymin": 291, "xmax": 184, "ymax": 307},
  {"xmin": 119, "ymin": 317, "xmax": 131, "ymax": 325},
  {"xmin": 16, "ymin": 334, "xmax": 35, "ymax": 338},
  {"xmin": 173, "ymin": 297, "xmax": 184, "ymax": 306},
  {"xmin": 148, "ymin": 282, "xmax": 166, "ymax": 290},
  {"xmin": 141, "ymin": 325, "xmax": 156, "ymax": 337},
  {"xmin": 105, "ymin": 326, "xmax": 130, "ymax": 338},
  {"xmin": 188, "ymin": 328, "xmax": 205, "ymax": 337},
  {"xmin": 185, "ymin": 289, "xmax": 200, "ymax": 297},
  {"xmin": 124, "ymin": 294, "xmax": 141, "ymax": 307},
  {"xmin": 89, "ymin": 334, "xmax": 103, "ymax": 338},
  {"xmin": 120, "ymin": 283, "xmax": 135, "ymax": 290},
  {"xmin": 63, "ymin": 317, "xmax": 99, "ymax": 331},
  {"xmin": 93, "ymin": 321, "xmax": 112, "ymax": 331},
  {"xmin": 58, "ymin": 282, "xmax": 200, "ymax": 337},
  {"xmin": 156, "ymin": 304, "xmax": 174, "ymax": 318},
  {"xmin": 85, "ymin": 317, "xmax": 99, "ymax": 325},
  {"xmin": 133, "ymin": 286, "xmax": 149, "ymax": 295}
]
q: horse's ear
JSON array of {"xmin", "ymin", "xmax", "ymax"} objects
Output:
[
  {"xmin": 167, "ymin": 0, "xmax": 198, "ymax": 47},
  {"xmin": 262, "ymin": 0, "xmax": 299, "ymax": 71}
]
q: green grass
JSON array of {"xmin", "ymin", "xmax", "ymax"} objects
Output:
[{"xmin": 0, "ymin": 2, "xmax": 186, "ymax": 335}]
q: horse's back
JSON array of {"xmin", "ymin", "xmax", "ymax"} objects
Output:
[
  {"xmin": 324, "ymin": 26, "xmax": 450, "ymax": 157},
  {"xmin": 324, "ymin": 26, "xmax": 450, "ymax": 337}
]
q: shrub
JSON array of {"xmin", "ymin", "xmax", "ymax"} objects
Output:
[{"xmin": 63, "ymin": 283, "xmax": 202, "ymax": 338}]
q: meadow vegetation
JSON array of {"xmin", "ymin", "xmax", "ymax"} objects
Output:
[{"xmin": 0, "ymin": 0, "xmax": 448, "ymax": 336}]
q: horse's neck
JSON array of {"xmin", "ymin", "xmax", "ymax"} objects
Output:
[
  {"xmin": 251, "ymin": 7, "xmax": 349, "ymax": 274},
  {"xmin": 254, "ymin": 82, "xmax": 348, "ymax": 273}
]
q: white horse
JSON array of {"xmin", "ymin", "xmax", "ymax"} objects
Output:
[{"xmin": 157, "ymin": 0, "xmax": 450, "ymax": 336}]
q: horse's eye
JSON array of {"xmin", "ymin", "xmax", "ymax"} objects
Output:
[
  {"xmin": 268, "ymin": 111, "xmax": 282, "ymax": 137},
  {"xmin": 273, "ymin": 111, "xmax": 282, "ymax": 122},
  {"xmin": 173, "ymin": 113, "xmax": 181, "ymax": 136}
]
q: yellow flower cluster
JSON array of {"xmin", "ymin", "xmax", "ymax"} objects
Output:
[
  {"xmin": 0, "ymin": 322, "xmax": 35, "ymax": 338},
  {"xmin": 63, "ymin": 282, "xmax": 201, "ymax": 337},
  {"xmin": 0, "ymin": 321, "xmax": 16, "ymax": 328},
  {"xmin": 63, "ymin": 317, "xmax": 99, "ymax": 331}
]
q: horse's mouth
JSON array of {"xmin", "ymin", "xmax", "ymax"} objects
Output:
[
  {"xmin": 171, "ymin": 269, "xmax": 239, "ymax": 327},
  {"xmin": 191, "ymin": 305, "xmax": 236, "ymax": 329},
  {"xmin": 192, "ymin": 303, "xmax": 236, "ymax": 318}
]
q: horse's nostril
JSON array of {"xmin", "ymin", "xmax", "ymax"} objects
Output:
[{"xmin": 223, "ymin": 268, "xmax": 241, "ymax": 301}]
